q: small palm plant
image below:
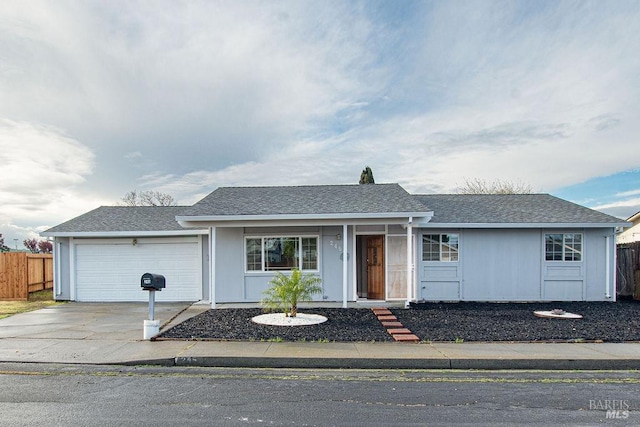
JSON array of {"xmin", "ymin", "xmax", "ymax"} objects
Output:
[{"xmin": 261, "ymin": 269, "xmax": 322, "ymax": 317}]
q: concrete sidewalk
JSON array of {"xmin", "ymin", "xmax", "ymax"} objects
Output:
[{"xmin": 0, "ymin": 302, "xmax": 638, "ymax": 370}]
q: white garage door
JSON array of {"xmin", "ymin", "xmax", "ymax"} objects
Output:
[{"xmin": 75, "ymin": 239, "xmax": 201, "ymax": 302}]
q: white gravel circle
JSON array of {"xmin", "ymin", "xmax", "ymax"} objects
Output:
[
  {"xmin": 533, "ymin": 310, "xmax": 583, "ymax": 319},
  {"xmin": 251, "ymin": 313, "xmax": 328, "ymax": 326}
]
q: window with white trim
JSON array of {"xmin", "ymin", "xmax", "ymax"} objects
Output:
[
  {"xmin": 545, "ymin": 233, "xmax": 582, "ymax": 261},
  {"xmin": 246, "ymin": 236, "xmax": 319, "ymax": 272},
  {"xmin": 422, "ymin": 234, "xmax": 459, "ymax": 262}
]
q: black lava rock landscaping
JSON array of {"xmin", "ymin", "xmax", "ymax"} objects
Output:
[
  {"xmin": 158, "ymin": 300, "xmax": 640, "ymax": 343},
  {"xmin": 159, "ymin": 308, "xmax": 393, "ymax": 342},
  {"xmin": 396, "ymin": 300, "xmax": 640, "ymax": 343}
]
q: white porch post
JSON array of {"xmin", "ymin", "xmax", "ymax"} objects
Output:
[
  {"xmin": 406, "ymin": 217, "xmax": 413, "ymax": 307},
  {"xmin": 210, "ymin": 226, "xmax": 216, "ymax": 309},
  {"xmin": 342, "ymin": 224, "xmax": 348, "ymax": 308}
]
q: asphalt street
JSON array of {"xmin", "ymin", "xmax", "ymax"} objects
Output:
[{"xmin": 0, "ymin": 364, "xmax": 637, "ymax": 426}]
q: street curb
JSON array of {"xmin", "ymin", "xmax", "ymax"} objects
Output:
[
  {"xmin": 449, "ymin": 359, "xmax": 640, "ymax": 370},
  {"xmin": 112, "ymin": 357, "xmax": 640, "ymax": 370},
  {"xmin": 117, "ymin": 358, "xmax": 176, "ymax": 367},
  {"xmin": 173, "ymin": 357, "xmax": 452, "ymax": 369}
]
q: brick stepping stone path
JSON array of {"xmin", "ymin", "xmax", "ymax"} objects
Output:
[{"xmin": 372, "ymin": 307, "xmax": 419, "ymax": 342}]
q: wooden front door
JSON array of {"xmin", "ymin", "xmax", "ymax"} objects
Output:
[{"xmin": 366, "ymin": 235, "xmax": 385, "ymax": 300}]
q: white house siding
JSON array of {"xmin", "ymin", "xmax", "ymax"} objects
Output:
[
  {"xmin": 542, "ymin": 229, "xmax": 584, "ymax": 301},
  {"xmin": 419, "ymin": 264, "xmax": 461, "ymax": 301},
  {"xmin": 418, "ymin": 230, "xmax": 462, "ymax": 301},
  {"xmin": 419, "ymin": 229, "xmax": 541, "ymax": 301},
  {"xmin": 321, "ymin": 226, "xmax": 346, "ymax": 301},
  {"xmin": 52, "ymin": 237, "xmax": 72, "ymax": 301},
  {"xmin": 214, "ymin": 226, "xmax": 351, "ymax": 303},
  {"xmin": 201, "ymin": 234, "xmax": 210, "ymax": 302},
  {"xmin": 542, "ymin": 228, "xmax": 614, "ymax": 301},
  {"xmin": 419, "ymin": 228, "xmax": 616, "ymax": 302},
  {"xmin": 74, "ymin": 237, "xmax": 201, "ymax": 302},
  {"xmin": 213, "ymin": 227, "xmax": 245, "ymax": 302},
  {"xmin": 583, "ymin": 228, "xmax": 615, "ymax": 301},
  {"xmin": 463, "ymin": 229, "xmax": 542, "ymax": 301}
]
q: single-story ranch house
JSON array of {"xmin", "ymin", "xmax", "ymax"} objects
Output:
[{"xmin": 42, "ymin": 184, "xmax": 630, "ymax": 306}]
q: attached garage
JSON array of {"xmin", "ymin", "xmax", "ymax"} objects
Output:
[
  {"xmin": 74, "ymin": 238, "xmax": 201, "ymax": 302},
  {"xmin": 42, "ymin": 206, "xmax": 207, "ymax": 302}
]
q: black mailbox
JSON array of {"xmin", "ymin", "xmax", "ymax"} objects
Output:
[{"xmin": 141, "ymin": 273, "xmax": 166, "ymax": 291}]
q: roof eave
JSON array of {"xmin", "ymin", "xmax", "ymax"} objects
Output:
[
  {"xmin": 418, "ymin": 222, "xmax": 630, "ymax": 229},
  {"xmin": 627, "ymin": 211, "xmax": 640, "ymax": 223},
  {"xmin": 178, "ymin": 212, "xmax": 434, "ymax": 228},
  {"xmin": 176, "ymin": 211, "xmax": 433, "ymax": 222},
  {"xmin": 40, "ymin": 229, "xmax": 208, "ymax": 238}
]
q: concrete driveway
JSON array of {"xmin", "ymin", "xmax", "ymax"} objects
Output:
[
  {"xmin": 0, "ymin": 302, "xmax": 197, "ymax": 341},
  {"xmin": 0, "ymin": 302, "xmax": 210, "ymax": 364}
]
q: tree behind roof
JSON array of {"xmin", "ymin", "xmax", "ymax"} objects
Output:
[
  {"xmin": 359, "ymin": 167, "xmax": 375, "ymax": 184},
  {"xmin": 456, "ymin": 178, "xmax": 532, "ymax": 194},
  {"xmin": 121, "ymin": 190, "xmax": 176, "ymax": 206}
]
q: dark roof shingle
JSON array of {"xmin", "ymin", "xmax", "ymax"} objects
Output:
[
  {"xmin": 179, "ymin": 184, "xmax": 431, "ymax": 217},
  {"xmin": 415, "ymin": 194, "xmax": 624, "ymax": 224},
  {"xmin": 43, "ymin": 206, "xmax": 193, "ymax": 234},
  {"xmin": 42, "ymin": 188, "xmax": 626, "ymax": 235}
]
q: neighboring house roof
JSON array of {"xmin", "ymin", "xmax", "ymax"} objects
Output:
[
  {"xmin": 627, "ymin": 210, "xmax": 640, "ymax": 223},
  {"xmin": 618, "ymin": 210, "xmax": 640, "ymax": 243},
  {"xmin": 414, "ymin": 194, "xmax": 629, "ymax": 227},
  {"xmin": 177, "ymin": 184, "xmax": 432, "ymax": 223},
  {"xmin": 41, "ymin": 206, "xmax": 206, "ymax": 237}
]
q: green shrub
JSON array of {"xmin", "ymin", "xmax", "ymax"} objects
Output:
[{"xmin": 261, "ymin": 269, "xmax": 322, "ymax": 317}]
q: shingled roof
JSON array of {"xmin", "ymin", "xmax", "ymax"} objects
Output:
[
  {"xmin": 414, "ymin": 194, "xmax": 626, "ymax": 225},
  {"xmin": 42, "ymin": 187, "xmax": 627, "ymax": 236},
  {"xmin": 42, "ymin": 206, "xmax": 204, "ymax": 236},
  {"xmin": 178, "ymin": 184, "xmax": 431, "ymax": 218}
]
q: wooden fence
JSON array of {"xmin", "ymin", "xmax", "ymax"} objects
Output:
[
  {"xmin": 0, "ymin": 253, "xmax": 53, "ymax": 301},
  {"xmin": 617, "ymin": 242, "xmax": 640, "ymax": 299}
]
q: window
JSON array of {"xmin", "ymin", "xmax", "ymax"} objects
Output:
[
  {"xmin": 301, "ymin": 237, "xmax": 318, "ymax": 270},
  {"xmin": 246, "ymin": 238, "xmax": 262, "ymax": 271},
  {"xmin": 246, "ymin": 236, "xmax": 319, "ymax": 272},
  {"xmin": 422, "ymin": 234, "xmax": 459, "ymax": 262},
  {"xmin": 265, "ymin": 237, "xmax": 299, "ymax": 271},
  {"xmin": 545, "ymin": 233, "xmax": 582, "ymax": 261}
]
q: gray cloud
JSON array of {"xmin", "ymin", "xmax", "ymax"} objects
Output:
[
  {"xmin": 587, "ymin": 115, "xmax": 621, "ymax": 132},
  {"xmin": 1, "ymin": 1, "xmax": 640, "ymax": 243}
]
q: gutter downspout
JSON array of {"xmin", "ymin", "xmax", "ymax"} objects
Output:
[
  {"xmin": 605, "ymin": 234, "xmax": 612, "ymax": 300},
  {"xmin": 210, "ymin": 227, "xmax": 216, "ymax": 309},
  {"xmin": 342, "ymin": 224, "xmax": 348, "ymax": 308}
]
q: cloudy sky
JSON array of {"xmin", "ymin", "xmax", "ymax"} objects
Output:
[{"xmin": 1, "ymin": 0, "xmax": 639, "ymax": 248}]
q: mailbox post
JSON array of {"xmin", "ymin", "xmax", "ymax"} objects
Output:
[{"xmin": 141, "ymin": 273, "xmax": 165, "ymax": 340}]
